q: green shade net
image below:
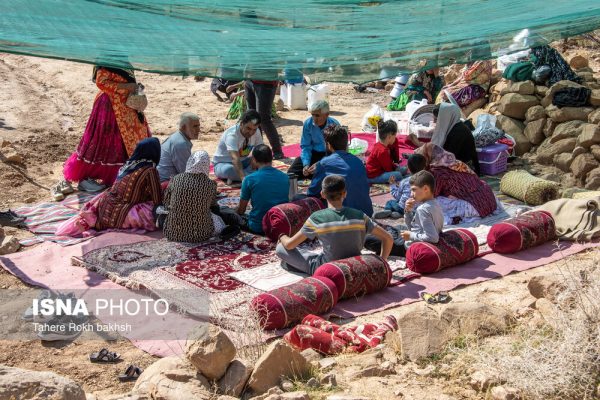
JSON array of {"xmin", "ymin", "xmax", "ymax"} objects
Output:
[{"xmin": 1, "ymin": 0, "xmax": 599, "ymax": 82}]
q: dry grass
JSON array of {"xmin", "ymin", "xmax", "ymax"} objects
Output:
[{"xmin": 450, "ymin": 249, "xmax": 600, "ymax": 399}]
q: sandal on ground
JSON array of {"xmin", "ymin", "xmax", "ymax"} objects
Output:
[
  {"xmin": 420, "ymin": 291, "xmax": 452, "ymax": 304},
  {"xmin": 118, "ymin": 365, "xmax": 143, "ymax": 382},
  {"xmin": 58, "ymin": 180, "xmax": 74, "ymax": 195},
  {"xmin": 90, "ymin": 348, "xmax": 121, "ymax": 363},
  {"xmin": 51, "ymin": 183, "xmax": 65, "ymax": 202}
]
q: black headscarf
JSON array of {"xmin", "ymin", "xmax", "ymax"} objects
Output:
[
  {"xmin": 117, "ymin": 137, "xmax": 161, "ymax": 180},
  {"xmin": 92, "ymin": 66, "xmax": 136, "ymax": 83}
]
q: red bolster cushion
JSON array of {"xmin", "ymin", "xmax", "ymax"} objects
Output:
[
  {"xmin": 487, "ymin": 210, "xmax": 556, "ymax": 254},
  {"xmin": 313, "ymin": 254, "xmax": 392, "ymax": 300},
  {"xmin": 250, "ymin": 276, "xmax": 338, "ymax": 330},
  {"xmin": 262, "ymin": 197, "xmax": 325, "ymax": 241},
  {"xmin": 406, "ymin": 228, "xmax": 479, "ymax": 273}
]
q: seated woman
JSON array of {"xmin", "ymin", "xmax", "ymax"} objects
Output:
[
  {"xmin": 530, "ymin": 45, "xmax": 583, "ymax": 86},
  {"xmin": 162, "ymin": 151, "xmax": 225, "ymax": 242},
  {"xmin": 416, "ymin": 143, "xmax": 497, "ymax": 218},
  {"xmin": 56, "ymin": 138, "xmax": 162, "ymax": 236},
  {"xmin": 388, "ymin": 68, "xmax": 443, "ymax": 110},
  {"xmin": 410, "ymin": 103, "xmax": 480, "ymax": 175},
  {"xmin": 437, "ymin": 52, "xmax": 492, "ymax": 111}
]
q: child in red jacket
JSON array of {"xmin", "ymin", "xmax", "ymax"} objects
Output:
[{"xmin": 365, "ymin": 120, "xmax": 405, "ymax": 184}]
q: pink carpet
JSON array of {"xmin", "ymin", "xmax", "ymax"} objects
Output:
[
  {"xmin": 0, "ymin": 231, "xmax": 196, "ymax": 357},
  {"xmin": 283, "ymin": 133, "xmax": 417, "ymax": 162},
  {"xmin": 331, "ymin": 240, "xmax": 600, "ymax": 317}
]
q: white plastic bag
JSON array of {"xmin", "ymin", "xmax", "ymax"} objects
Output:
[
  {"xmin": 361, "ymin": 104, "xmax": 384, "ymax": 132},
  {"xmin": 348, "ymin": 138, "xmax": 369, "ymax": 156}
]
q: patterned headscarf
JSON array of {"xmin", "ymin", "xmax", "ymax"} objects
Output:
[
  {"xmin": 186, "ymin": 150, "xmax": 211, "ymax": 176},
  {"xmin": 432, "ymin": 103, "xmax": 462, "ymax": 147},
  {"xmin": 416, "ymin": 143, "xmax": 475, "ymax": 175},
  {"xmin": 117, "ymin": 137, "xmax": 161, "ymax": 179}
]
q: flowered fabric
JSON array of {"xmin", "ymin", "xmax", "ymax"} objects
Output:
[
  {"xmin": 284, "ymin": 314, "xmax": 398, "ymax": 355},
  {"xmin": 262, "ymin": 197, "xmax": 325, "ymax": 241},
  {"xmin": 531, "ymin": 45, "xmax": 582, "ymax": 86},
  {"xmin": 437, "ymin": 60, "xmax": 492, "ymax": 106},
  {"xmin": 313, "ymin": 254, "xmax": 392, "ymax": 300},
  {"xmin": 417, "ymin": 143, "xmax": 475, "ymax": 175},
  {"xmin": 186, "ymin": 150, "xmax": 211, "ymax": 175},
  {"xmin": 406, "ymin": 228, "xmax": 479, "ymax": 273},
  {"xmin": 487, "ymin": 211, "xmax": 556, "ymax": 254},
  {"xmin": 251, "ymin": 276, "xmax": 339, "ymax": 330},
  {"xmin": 436, "ymin": 196, "xmax": 481, "ymax": 225}
]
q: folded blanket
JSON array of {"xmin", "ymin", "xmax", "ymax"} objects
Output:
[
  {"xmin": 500, "ymin": 170, "xmax": 559, "ymax": 206},
  {"xmin": 552, "ymin": 87, "xmax": 591, "ymax": 108},
  {"xmin": 538, "ymin": 196, "xmax": 600, "ymax": 241}
]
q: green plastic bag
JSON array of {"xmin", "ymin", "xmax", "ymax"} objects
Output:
[
  {"xmin": 387, "ymin": 92, "xmax": 410, "ymax": 111},
  {"xmin": 227, "ymin": 95, "xmax": 278, "ymax": 120},
  {"xmin": 502, "ymin": 62, "xmax": 535, "ymax": 82}
]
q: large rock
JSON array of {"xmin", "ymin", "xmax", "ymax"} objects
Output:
[
  {"xmin": 525, "ymin": 105, "xmax": 546, "ymax": 122},
  {"xmin": 440, "ymin": 302, "xmax": 511, "ymax": 337},
  {"xmin": 536, "ymin": 138, "xmax": 577, "ymax": 165},
  {"xmin": 492, "ymin": 80, "xmax": 508, "ymax": 95},
  {"xmin": 498, "ymin": 93, "xmax": 539, "ymax": 120},
  {"xmin": 541, "ymin": 80, "xmax": 587, "ymax": 107},
  {"xmin": 535, "ymin": 85, "xmax": 548, "ymax": 97},
  {"xmin": 550, "ymin": 120, "xmax": 585, "ymax": 143},
  {"xmin": 527, "ymin": 276, "xmax": 565, "ymax": 301},
  {"xmin": 0, "ymin": 365, "xmax": 86, "ymax": 400},
  {"xmin": 546, "ymin": 104, "xmax": 594, "ymax": 123},
  {"xmin": 0, "ymin": 146, "xmax": 24, "ymax": 164},
  {"xmin": 185, "ymin": 323, "xmax": 236, "ymax": 380},
  {"xmin": 500, "ymin": 80, "xmax": 535, "ymax": 96},
  {"xmin": 554, "ymin": 153, "xmax": 574, "ymax": 172},
  {"xmin": 578, "ymin": 72, "xmax": 595, "ymax": 82},
  {"xmin": 495, "ymin": 115, "xmax": 530, "ymax": 155},
  {"xmin": 543, "ymin": 119, "xmax": 558, "ymax": 137},
  {"xmin": 0, "ymin": 235, "xmax": 20, "ymax": 255},
  {"xmin": 591, "ymin": 145, "xmax": 600, "ymax": 162},
  {"xmin": 570, "ymin": 153, "xmax": 599, "ymax": 179},
  {"xmin": 524, "ymin": 118, "xmax": 546, "ymax": 145},
  {"xmin": 590, "ymin": 90, "xmax": 600, "ymax": 107},
  {"xmin": 396, "ymin": 307, "xmax": 449, "ymax": 361},
  {"xmin": 568, "ymin": 54, "xmax": 589, "ymax": 70},
  {"xmin": 589, "ymin": 109, "xmax": 600, "ymax": 125},
  {"xmin": 132, "ymin": 356, "xmax": 211, "ymax": 400},
  {"xmin": 585, "ymin": 167, "xmax": 600, "ymax": 190},
  {"xmin": 248, "ymin": 341, "xmax": 310, "ymax": 395},
  {"xmin": 218, "ymin": 360, "xmax": 253, "ymax": 397},
  {"xmin": 576, "ymin": 124, "xmax": 600, "ymax": 148}
]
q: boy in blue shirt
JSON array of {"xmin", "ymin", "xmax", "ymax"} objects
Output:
[{"xmin": 237, "ymin": 144, "xmax": 289, "ymax": 234}]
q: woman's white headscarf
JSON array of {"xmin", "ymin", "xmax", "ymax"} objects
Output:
[
  {"xmin": 186, "ymin": 150, "xmax": 211, "ymax": 175},
  {"xmin": 432, "ymin": 103, "xmax": 462, "ymax": 147}
]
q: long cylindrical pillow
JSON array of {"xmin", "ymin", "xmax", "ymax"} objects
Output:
[
  {"xmin": 500, "ymin": 170, "xmax": 559, "ymax": 206},
  {"xmin": 250, "ymin": 276, "xmax": 338, "ymax": 330},
  {"xmin": 313, "ymin": 254, "xmax": 392, "ymax": 300},
  {"xmin": 487, "ymin": 210, "xmax": 556, "ymax": 254},
  {"xmin": 262, "ymin": 197, "xmax": 325, "ymax": 241},
  {"xmin": 406, "ymin": 229, "xmax": 479, "ymax": 274}
]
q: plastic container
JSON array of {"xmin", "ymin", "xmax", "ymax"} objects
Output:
[
  {"xmin": 477, "ymin": 143, "xmax": 509, "ymax": 175},
  {"xmin": 285, "ymin": 83, "xmax": 307, "ymax": 110},
  {"xmin": 307, "ymin": 83, "xmax": 329, "ymax": 110}
]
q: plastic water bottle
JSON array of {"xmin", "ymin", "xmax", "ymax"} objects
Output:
[{"xmin": 288, "ymin": 173, "xmax": 298, "ymax": 201}]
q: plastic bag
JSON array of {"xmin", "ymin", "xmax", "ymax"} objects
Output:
[
  {"xmin": 472, "ymin": 114, "xmax": 505, "ymax": 148},
  {"xmin": 361, "ymin": 104, "xmax": 384, "ymax": 132},
  {"xmin": 386, "ymin": 92, "xmax": 409, "ymax": 111},
  {"xmin": 348, "ymin": 138, "xmax": 369, "ymax": 156}
]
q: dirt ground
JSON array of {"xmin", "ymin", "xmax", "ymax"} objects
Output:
[{"xmin": 0, "ymin": 50, "xmax": 598, "ymax": 399}]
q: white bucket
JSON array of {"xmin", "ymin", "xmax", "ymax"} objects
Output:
[
  {"xmin": 307, "ymin": 84, "xmax": 329, "ymax": 110},
  {"xmin": 285, "ymin": 83, "xmax": 307, "ymax": 110}
]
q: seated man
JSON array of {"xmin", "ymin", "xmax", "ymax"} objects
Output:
[
  {"xmin": 157, "ymin": 112, "xmax": 200, "ymax": 183},
  {"xmin": 237, "ymin": 144, "xmax": 289, "ymax": 234},
  {"xmin": 277, "ymin": 175, "xmax": 392, "ymax": 275},
  {"xmin": 306, "ymin": 125, "xmax": 374, "ymax": 217},
  {"xmin": 288, "ymin": 100, "xmax": 339, "ymax": 179},
  {"xmin": 212, "ymin": 110, "xmax": 263, "ymax": 183}
]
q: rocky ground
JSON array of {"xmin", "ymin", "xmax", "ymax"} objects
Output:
[{"xmin": 1, "ymin": 38, "xmax": 600, "ymax": 399}]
